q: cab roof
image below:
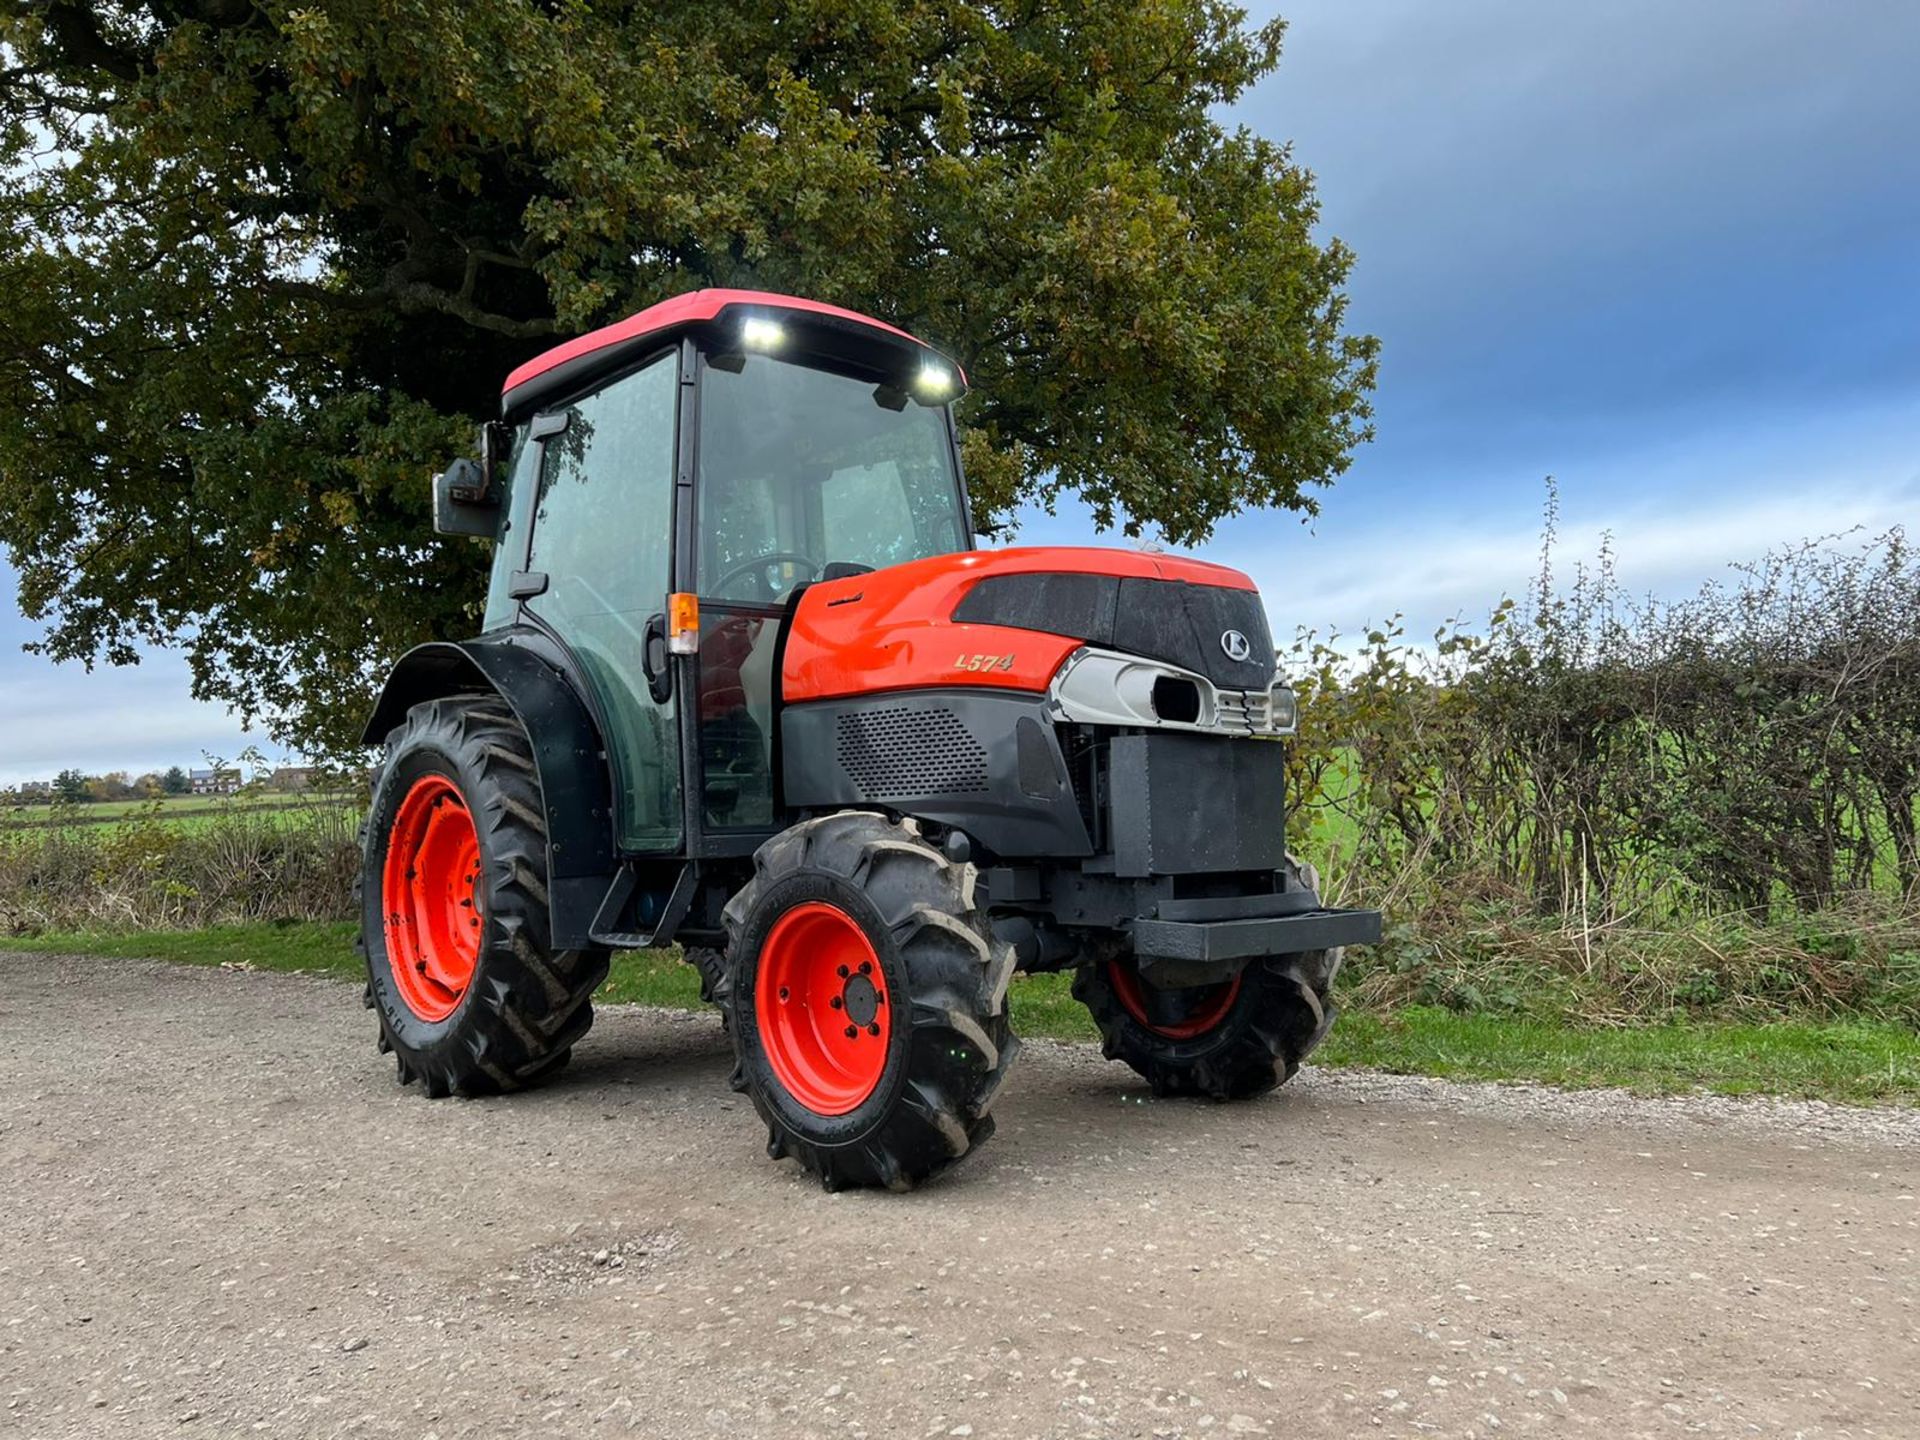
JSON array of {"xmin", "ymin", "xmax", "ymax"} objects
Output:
[{"xmin": 501, "ymin": 288, "xmax": 960, "ymax": 420}]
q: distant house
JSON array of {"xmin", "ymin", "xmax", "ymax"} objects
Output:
[
  {"xmin": 189, "ymin": 767, "xmax": 242, "ymax": 795},
  {"xmin": 267, "ymin": 766, "xmax": 316, "ymax": 793},
  {"xmin": 17, "ymin": 780, "xmax": 51, "ymax": 798}
]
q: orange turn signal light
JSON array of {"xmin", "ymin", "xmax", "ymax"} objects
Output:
[{"xmin": 667, "ymin": 592, "xmax": 700, "ymax": 654}]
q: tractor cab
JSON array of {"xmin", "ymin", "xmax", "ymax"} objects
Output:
[
  {"xmin": 365, "ymin": 288, "xmax": 1378, "ymax": 1192},
  {"xmin": 436, "ymin": 291, "xmax": 974, "ymax": 860}
]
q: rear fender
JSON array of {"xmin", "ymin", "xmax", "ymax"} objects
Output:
[{"xmin": 362, "ymin": 638, "xmax": 615, "ymax": 949}]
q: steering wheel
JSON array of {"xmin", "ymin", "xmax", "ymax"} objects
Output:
[{"xmin": 709, "ymin": 551, "xmax": 821, "ymax": 603}]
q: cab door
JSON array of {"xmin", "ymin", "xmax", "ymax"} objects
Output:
[
  {"xmin": 686, "ymin": 349, "xmax": 971, "ymax": 842},
  {"xmin": 518, "ymin": 352, "xmax": 683, "ymax": 852}
]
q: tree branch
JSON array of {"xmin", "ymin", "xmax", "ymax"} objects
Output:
[
  {"xmin": 27, "ymin": 1, "xmax": 147, "ymax": 85},
  {"xmin": 263, "ymin": 277, "xmax": 563, "ymax": 338}
]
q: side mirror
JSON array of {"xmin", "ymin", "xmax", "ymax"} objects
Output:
[
  {"xmin": 432, "ymin": 457, "xmax": 499, "ymax": 538},
  {"xmin": 431, "ymin": 421, "xmax": 511, "ymax": 538},
  {"xmin": 478, "ymin": 420, "xmax": 510, "ymax": 486}
]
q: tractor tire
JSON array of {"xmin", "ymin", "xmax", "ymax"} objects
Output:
[
  {"xmin": 1074, "ymin": 856, "xmax": 1342, "ymax": 1101},
  {"xmin": 356, "ymin": 695, "xmax": 610, "ymax": 1098},
  {"xmin": 685, "ymin": 945, "xmax": 730, "ymax": 1031},
  {"xmin": 718, "ymin": 812, "xmax": 1019, "ymax": 1191}
]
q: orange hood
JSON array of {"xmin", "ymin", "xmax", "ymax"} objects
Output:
[{"xmin": 781, "ymin": 546, "xmax": 1261, "ymax": 703}]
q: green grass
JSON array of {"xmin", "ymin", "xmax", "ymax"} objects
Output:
[
  {"xmin": 0, "ymin": 921, "xmax": 365, "ymax": 971},
  {"xmin": 1317, "ymin": 1008, "xmax": 1920, "ymax": 1106},
  {"xmin": 3, "ymin": 922, "xmax": 1914, "ymax": 1105},
  {"xmin": 7, "ymin": 792, "xmax": 312, "ymax": 819}
]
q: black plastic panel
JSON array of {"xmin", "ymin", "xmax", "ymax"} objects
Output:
[
  {"xmin": 783, "ymin": 690, "xmax": 1092, "ymax": 859},
  {"xmin": 1133, "ymin": 907, "xmax": 1384, "ymax": 963},
  {"xmin": 1108, "ymin": 731, "xmax": 1287, "ymax": 876},
  {"xmin": 835, "ymin": 706, "xmax": 989, "ymax": 794},
  {"xmin": 952, "ymin": 571, "xmax": 1120, "ymax": 641},
  {"xmin": 1113, "ymin": 577, "xmax": 1274, "ymax": 689}
]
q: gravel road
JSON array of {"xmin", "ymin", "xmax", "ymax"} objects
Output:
[{"xmin": 2, "ymin": 952, "xmax": 1915, "ymax": 1439}]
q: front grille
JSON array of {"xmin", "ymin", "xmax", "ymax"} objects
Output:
[
  {"xmin": 1214, "ymin": 688, "xmax": 1287, "ymax": 737},
  {"xmin": 835, "ymin": 707, "xmax": 990, "ymax": 795}
]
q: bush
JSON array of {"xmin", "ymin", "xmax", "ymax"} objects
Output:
[
  {"xmin": 0, "ymin": 800, "xmax": 359, "ymax": 933},
  {"xmin": 1290, "ymin": 496, "xmax": 1920, "ymax": 1026},
  {"xmin": 1293, "ymin": 508, "xmax": 1918, "ymax": 913}
]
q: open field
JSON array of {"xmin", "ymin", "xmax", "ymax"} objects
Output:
[
  {"xmin": 2, "ymin": 950, "xmax": 1915, "ymax": 1439},
  {"xmin": 0, "ymin": 793, "xmax": 359, "ymax": 833},
  {"xmin": 6, "ymin": 922, "xmax": 1916, "ymax": 1105}
]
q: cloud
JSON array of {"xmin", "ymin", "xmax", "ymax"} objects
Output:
[
  {"xmin": 1221, "ymin": 477, "xmax": 1915, "ymax": 646},
  {"xmin": 1246, "ymin": 0, "xmax": 1920, "ymax": 435},
  {"xmin": 0, "ymin": 565, "xmax": 278, "ymax": 786},
  {"xmin": 1019, "ymin": 389, "xmax": 1920, "ymax": 642},
  {"xmin": 0, "ymin": 658, "xmax": 279, "ymax": 786}
]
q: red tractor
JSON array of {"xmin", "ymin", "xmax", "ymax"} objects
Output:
[{"xmin": 359, "ymin": 290, "xmax": 1379, "ymax": 1190}]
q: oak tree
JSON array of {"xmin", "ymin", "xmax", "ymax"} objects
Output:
[{"xmin": 0, "ymin": 0, "xmax": 1376, "ymax": 752}]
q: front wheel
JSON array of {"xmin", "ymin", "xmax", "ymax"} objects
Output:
[
  {"xmin": 356, "ymin": 696, "xmax": 610, "ymax": 1098},
  {"xmin": 719, "ymin": 813, "xmax": 1019, "ymax": 1191},
  {"xmin": 1074, "ymin": 858, "xmax": 1342, "ymax": 1100}
]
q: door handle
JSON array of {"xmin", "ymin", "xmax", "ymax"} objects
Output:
[{"xmin": 642, "ymin": 612, "xmax": 672, "ymax": 703}]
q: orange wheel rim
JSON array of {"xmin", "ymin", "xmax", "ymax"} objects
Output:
[
  {"xmin": 755, "ymin": 902, "xmax": 891, "ymax": 1115},
  {"xmin": 381, "ymin": 775, "xmax": 483, "ymax": 1023},
  {"xmin": 1107, "ymin": 960, "xmax": 1242, "ymax": 1041}
]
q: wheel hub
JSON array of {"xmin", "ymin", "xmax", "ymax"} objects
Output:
[
  {"xmin": 1106, "ymin": 959, "xmax": 1242, "ymax": 1041},
  {"xmin": 841, "ymin": 971, "xmax": 881, "ymax": 1027},
  {"xmin": 755, "ymin": 902, "xmax": 891, "ymax": 1115},
  {"xmin": 381, "ymin": 774, "xmax": 482, "ymax": 1023}
]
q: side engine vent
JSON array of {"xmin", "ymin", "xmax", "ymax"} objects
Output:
[{"xmin": 835, "ymin": 707, "xmax": 990, "ymax": 796}]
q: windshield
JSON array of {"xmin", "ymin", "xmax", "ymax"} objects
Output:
[{"xmin": 696, "ymin": 353, "xmax": 967, "ymax": 604}]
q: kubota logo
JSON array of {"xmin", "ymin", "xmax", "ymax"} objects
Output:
[{"xmin": 1220, "ymin": 629, "xmax": 1252, "ymax": 662}]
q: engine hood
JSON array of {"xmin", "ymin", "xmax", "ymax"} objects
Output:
[{"xmin": 781, "ymin": 546, "xmax": 1274, "ymax": 703}]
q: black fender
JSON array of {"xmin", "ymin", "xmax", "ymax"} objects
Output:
[{"xmin": 362, "ymin": 636, "xmax": 615, "ymax": 950}]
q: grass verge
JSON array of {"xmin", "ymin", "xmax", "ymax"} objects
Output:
[{"xmin": 3, "ymin": 922, "xmax": 1915, "ymax": 1105}]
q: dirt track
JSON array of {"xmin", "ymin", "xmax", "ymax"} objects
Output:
[{"xmin": 1, "ymin": 952, "xmax": 1915, "ymax": 1439}]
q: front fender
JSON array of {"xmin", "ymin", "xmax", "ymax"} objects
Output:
[{"xmin": 362, "ymin": 636, "xmax": 615, "ymax": 949}]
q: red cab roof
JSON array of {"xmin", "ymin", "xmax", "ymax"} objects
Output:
[{"xmin": 502, "ymin": 289, "xmax": 941, "ymax": 404}]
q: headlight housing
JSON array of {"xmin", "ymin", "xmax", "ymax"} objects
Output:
[{"xmin": 1046, "ymin": 648, "xmax": 1297, "ymax": 738}]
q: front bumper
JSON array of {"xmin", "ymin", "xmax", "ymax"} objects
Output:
[{"xmin": 1132, "ymin": 899, "xmax": 1382, "ymax": 986}]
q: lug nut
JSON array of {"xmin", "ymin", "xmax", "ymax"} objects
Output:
[
  {"xmin": 859, "ymin": 961, "xmax": 872, "ymax": 976},
  {"xmin": 867, "ymin": 1024, "xmax": 880, "ymax": 1037},
  {"xmin": 829, "ymin": 996, "xmax": 843, "ymax": 1010},
  {"xmin": 844, "ymin": 1025, "xmax": 858, "ymax": 1039},
  {"xmin": 836, "ymin": 965, "xmax": 849, "ymax": 978}
]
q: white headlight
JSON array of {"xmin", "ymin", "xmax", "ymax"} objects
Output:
[
  {"xmin": 742, "ymin": 317, "xmax": 787, "ymax": 350},
  {"xmin": 1268, "ymin": 684, "xmax": 1298, "ymax": 735},
  {"xmin": 915, "ymin": 361, "xmax": 956, "ymax": 398}
]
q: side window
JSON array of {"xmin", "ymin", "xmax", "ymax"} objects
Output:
[
  {"xmin": 480, "ymin": 426, "xmax": 535, "ymax": 633},
  {"xmin": 525, "ymin": 355, "xmax": 681, "ymax": 850}
]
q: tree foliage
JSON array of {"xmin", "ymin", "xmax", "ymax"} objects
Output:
[{"xmin": 0, "ymin": 0, "xmax": 1376, "ymax": 753}]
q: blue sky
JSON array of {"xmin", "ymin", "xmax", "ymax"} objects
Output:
[{"xmin": 3, "ymin": 0, "xmax": 1918, "ymax": 784}]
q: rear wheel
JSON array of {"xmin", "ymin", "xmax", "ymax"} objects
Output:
[
  {"xmin": 357, "ymin": 696, "xmax": 610, "ymax": 1097},
  {"xmin": 719, "ymin": 812, "xmax": 1019, "ymax": 1191},
  {"xmin": 1074, "ymin": 857, "xmax": 1342, "ymax": 1100}
]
